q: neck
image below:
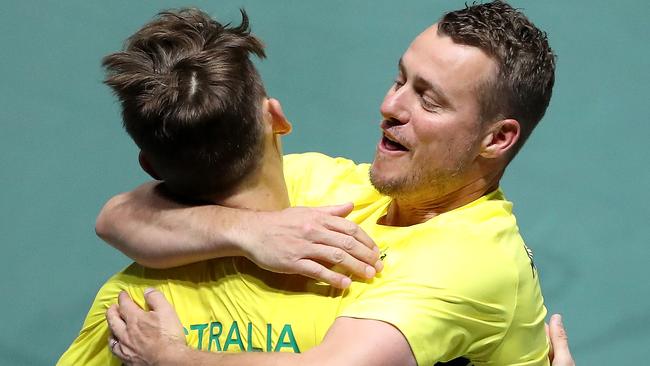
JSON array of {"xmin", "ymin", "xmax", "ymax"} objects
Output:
[
  {"xmin": 381, "ymin": 169, "xmax": 502, "ymax": 227},
  {"xmin": 211, "ymin": 153, "xmax": 290, "ymax": 212}
]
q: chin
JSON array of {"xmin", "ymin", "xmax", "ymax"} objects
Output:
[{"xmin": 369, "ymin": 165, "xmax": 406, "ymax": 196}]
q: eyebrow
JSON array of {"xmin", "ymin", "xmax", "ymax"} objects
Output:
[{"xmin": 398, "ymin": 58, "xmax": 453, "ymax": 110}]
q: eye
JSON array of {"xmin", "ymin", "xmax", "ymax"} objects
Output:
[
  {"xmin": 393, "ymin": 75, "xmax": 405, "ymax": 90},
  {"xmin": 421, "ymin": 97, "xmax": 439, "ymax": 112}
]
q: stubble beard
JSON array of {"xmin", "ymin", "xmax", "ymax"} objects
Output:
[{"xmin": 368, "ymin": 154, "xmax": 470, "ymax": 201}]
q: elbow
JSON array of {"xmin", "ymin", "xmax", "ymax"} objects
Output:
[
  {"xmin": 95, "ymin": 198, "xmax": 173, "ymax": 269},
  {"xmin": 94, "ymin": 210, "xmax": 112, "ymax": 244},
  {"xmin": 95, "ymin": 193, "xmax": 127, "ymax": 244}
]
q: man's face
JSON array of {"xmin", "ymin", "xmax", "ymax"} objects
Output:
[{"xmin": 370, "ymin": 25, "xmax": 496, "ymax": 200}]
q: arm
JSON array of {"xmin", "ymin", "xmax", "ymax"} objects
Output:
[
  {"xmin": 107, "ymin": 291, "xmax": 578, "ymax": 366},
  {"xmin": 107, "ymin": 289, "xmax": 416, "ymax": 366},
  {"xmin": 97, "ymin": 182, "xmax": 381, "ymax": 289}
]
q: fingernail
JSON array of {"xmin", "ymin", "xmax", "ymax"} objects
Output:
[
  {"xmin": 365, "ymin": 266, "xmax": 376, "ymax": 278},
  {"xmin": 341, "ymin": 277, "xmax": 352, "ymax": 288},
  {"xmin": 144, "ymin": 287, "xmax": 155, "ymax": 295},
  {"xmin": 375, "ymin": 260, "xmax": 384, "ymax": 272}
]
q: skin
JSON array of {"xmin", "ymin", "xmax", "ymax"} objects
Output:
[
  {"xmin": 104, "ymin": 24, "xmax": 547, "ymax": 366},
  {"xmin": 107, "ymin": 290, "xmax": 575, "ymax": 366},
  {"xmin": 97, "ymin": 98, "xmax": 382, "ymax": 288},
  {"xmin": 546, "ymin": 314, "xmax": 576, "ymax": 366},
  {"xmin": 371, "ymin": 25, "xmax": 520, "ymax": 227}
]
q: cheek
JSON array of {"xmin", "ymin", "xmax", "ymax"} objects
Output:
[
  {"xmin": 412, "ymin": 128, "xmax": 466, "ymax": 166},
  {"xmin": 411, "ymin": 123, "xmax": 447, "ymax": 152}
]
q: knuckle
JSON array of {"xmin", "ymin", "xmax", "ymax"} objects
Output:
[
  {"xmin": 306, "ymin": 265, "xmax": 323, "ymax": 278},
  {"xmin": 311, "ymin": 212, "xmax": 326, "ymax": 224},
  {"xmin": 301, "ymin": 222, "xmax": 316, "ymax": 236},
  {"xmin": 342, "ymin": 237, "xmax": 355, "ymax": 251},
  {"xmin": 331, "ymin": 248, "xmax": 345, "ymax": 263},
  {"xmin": 283, "ymin": 250, "xmax": 299, "ymax": 263},
  {"xmin": 345, "ymin": 223, "xmax": 359, "ymax": 236}
]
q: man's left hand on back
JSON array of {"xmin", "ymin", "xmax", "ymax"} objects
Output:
[{"xmin": 106, "ymin": 289, "xmax": 186, "ymax": 366}]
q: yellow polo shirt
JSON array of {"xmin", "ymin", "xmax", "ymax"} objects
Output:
[{"xmin": 58, "ymin": 152, "xmax": 548, "ymax": 366}]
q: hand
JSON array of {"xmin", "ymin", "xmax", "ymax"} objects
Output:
[
  {"xmin": 547, "ymin": 314, "xmax": 576, "ymax": 366},
  {"xmin": 243, "ymin": 203, "xmax": 382, "ymax": 289},
  {"xmin": 106, "ymin": 289, "xmax": 187, "ymax": 366}
]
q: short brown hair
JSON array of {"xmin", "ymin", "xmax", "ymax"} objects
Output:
[
  {"xmin": 103, "ymin": 8, "xmax": 266, "ymax": 200},
  {"xmin": 438, "ymin": 1, "xmax": 556, "ymax": 157}
]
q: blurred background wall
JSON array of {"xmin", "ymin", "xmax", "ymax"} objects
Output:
[{"xmin": 1, "ymin": 1, "xmax": 648, "ymax": 364}]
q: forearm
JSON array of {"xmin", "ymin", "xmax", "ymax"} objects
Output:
[
  {"xmin": 174, "ymin": 348, "xmax": 306, "ymax": 366},
  {"xmin": 96, "ymin": 183, "xmax": 381, "ymax": 286},
  {"xmin": 96, "ymin": 182, "xmax": 250, "ymax": 268},
  {"xmin": 164, "ymin": 317, "xmax": 412, "ymax": 366}
]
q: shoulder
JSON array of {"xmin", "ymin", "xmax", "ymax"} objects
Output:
[
  {"xmin": 283, "ymin": 152, "xmax": 369, "ymax": 180},
  {"xmin": 283, "ymin": 153, "xmax": 380, "ymax": 207}
]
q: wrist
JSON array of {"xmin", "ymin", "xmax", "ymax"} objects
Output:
[
  {"xmin": 159, "ymin": 343, "xmax": 193, "ymax": 366},
  {"xmin": 207, "ymin": 207, "xmax": 257, "ymax": 260}
]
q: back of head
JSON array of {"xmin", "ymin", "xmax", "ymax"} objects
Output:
[
  {"xmin": 438, "ymin": 0, "xmax": 556, "ymax": 159},
  {"xmin": 103, "ymin": 8, "xmax": 267, "ymax": 200}
]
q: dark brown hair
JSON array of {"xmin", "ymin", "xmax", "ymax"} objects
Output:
[
  {"xmin": 103, "ymin": 8, "xmax": 266, "ymax": 200},
  {"xmin": 439, "ymin": 1, "xmax": 556, "ymax": 157}
]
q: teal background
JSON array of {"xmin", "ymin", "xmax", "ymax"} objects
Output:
[{"xmin": 1, "ymin": 1, "xmax": 648, "ymax": 364}]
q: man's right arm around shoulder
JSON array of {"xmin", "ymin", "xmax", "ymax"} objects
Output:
[
  {"xmin": 107, "ymin": 289, "xmax": 417, "ymax": 366},
  {"xmin": 96, "ymin": 181, "xmax": 382, "ymax": 289}
]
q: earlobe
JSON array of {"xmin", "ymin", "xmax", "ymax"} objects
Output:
[
  {"xmin": 138, "ymin": 151, "xmax": 161, "ymax": 180},
  {"xmin": 479, "ymin": 119, "xmax": 520, "ymax": 159}
]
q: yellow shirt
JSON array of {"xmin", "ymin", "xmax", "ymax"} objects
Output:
[
  {"xmin": 57, "ymin": 259, "xmax": 343, "ymax": 365},
  {"xmin": 285, "ymin": 153, "xmax": 549, "ymax": 365},
  {"xmin": 58, "ymin": 152, "xmax": 548, "ymax": 366}
]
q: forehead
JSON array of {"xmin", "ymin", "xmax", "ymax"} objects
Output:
[{"xmin": 402, "ymin": 24, "xmax": 496, "ymax": 97}]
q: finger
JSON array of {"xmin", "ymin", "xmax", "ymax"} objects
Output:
[
  {"xmin": 308, "ymin": 243, "xmax": 376, "ymax": 280},
  {"xmin": 311, "ymin": 228, "xmax": 380, "ymax": 275},
  {"xmin": 311, "ymin": 202, "xmax": 354, "ymax": 218},
  {"xmin": 295, "ymin": 259, "xmax": 352, "ymax": 289},
  {"xmin": 323, "ymin": 215, "xmax": 378, "ymax": 251},
  {"xmin": 316, "ymin": 219, "xmax": 379, "ymax": 267},
  {"xmin": 143, "ymin": 288, "xmax": 172, "ymax": 312},
  {"xmin": 117, "ymin": 291, "xmax": 143, "ymax": 322},
  {"xmin": 108, "ymin": 336, "xmax": 120, "ymax": 356},
  {"xmin": 549, "ymin": 314, "xmax": 574, "ymax": 365},
  {"xmin": 106, "ymin": 305, "xmax": 128, "ymax": 342},
  {"xmin": 109, "ymin": 337, "xmax": 129, "ymax": 363}
]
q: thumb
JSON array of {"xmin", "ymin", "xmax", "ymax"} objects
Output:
[
  {"xmin": 549, "ymin": 314, "xmax": 573, "ymax": 364},
  {"xmin": 312, "ymin": 202, "xmax": 354, "ymax": 217},
  {"xmin": 143, "ymin": 288, "xmax": 172, "ymax": 313}
]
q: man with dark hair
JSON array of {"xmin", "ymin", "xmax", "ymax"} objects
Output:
[
  {"xmin": 437, "ymin": 3, "xmax": 555, "ymax": 159},
  {"xmin": 59, "ymin": 8, "xmax": 379, "ymax": 365},
  {"xmin": 104, "ymin": 8, "xmax": 267, "ymax": 200},
  {"xmin": 87, "ymin": 1, "xmax": 570, "ymax": 365}
]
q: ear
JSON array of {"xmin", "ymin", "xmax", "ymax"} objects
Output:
[
  {"xmin": 265, "ymin": 98, "xmax": 292, "ymax": 135},
  {"xmin": 138, "ymin": 151, "xmax": 161, "ymax": 180},
  {"xmin": 479, "ymin": 119, "xmax": 520, "ymax": 159}
]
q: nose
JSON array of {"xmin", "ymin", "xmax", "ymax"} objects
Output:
[{"xmin": 380, "ymin": 86, "xmax": 410, "ymax": 124}]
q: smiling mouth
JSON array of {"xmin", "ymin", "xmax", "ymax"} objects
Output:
[{"xmin": 381, "ymin": 134, "xmax": 409, "ymax": 152}]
